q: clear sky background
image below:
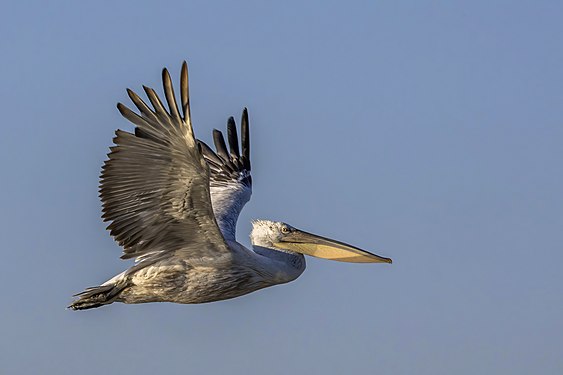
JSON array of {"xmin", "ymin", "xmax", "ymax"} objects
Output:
[{"xmin": 1, "ymin": 1, "xmax": 562, "ymax": 374}]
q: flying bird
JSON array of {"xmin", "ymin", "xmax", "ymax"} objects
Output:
[{"xmin": 70, "ymin": 62, "xmax": 392, "ymax": 310}]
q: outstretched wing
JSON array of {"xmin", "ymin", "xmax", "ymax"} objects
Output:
[
  {"xmin": 100, "ymin": 62, "xmax": 231, "ymax": 264},
  {"xmin": 197, "ymin": 110, "xmax": 252, "ymax": 241}
]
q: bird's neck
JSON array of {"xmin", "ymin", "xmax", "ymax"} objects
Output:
[{"xmin": 251, "ymin": 245, "xmax": 306, "ymax": 284}]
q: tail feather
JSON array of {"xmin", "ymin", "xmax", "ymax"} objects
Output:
[{"xmin": 69, "ymin": 283, "xmax": 126, "ymax": 310}]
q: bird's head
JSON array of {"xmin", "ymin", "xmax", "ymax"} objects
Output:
[{"xmin": 250, "ymin": 220, "xmax": 392, "ymax": 263}]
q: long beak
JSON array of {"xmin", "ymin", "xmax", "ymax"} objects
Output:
[{"xmin": 274, "ymin": 229, "xmax": 392, "ymax": 264}]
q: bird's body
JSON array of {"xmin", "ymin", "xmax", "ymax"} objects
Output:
[
  {"xmin": 70, "ymin": 62, "xmax": 391, "ymax": 310},
  {"xmin": 93, "ymin": 239, "xmax": 304, "ymax": 306}
]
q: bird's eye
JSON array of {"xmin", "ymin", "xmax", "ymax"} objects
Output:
[{"xmin": 281, "ymin": 226, "xmax": 290, "ymax": 234}]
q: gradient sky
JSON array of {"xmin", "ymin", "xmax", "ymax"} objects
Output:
[{"xmin": 1, "ymin": 1, "xmax": 562, "ymax": 374}]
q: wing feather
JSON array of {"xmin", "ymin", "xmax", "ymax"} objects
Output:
[
  {"xmin": 227, "ymin": 117, "xmax": 241, "ymax": 159},
  {"xmin": 241, "ymin": 108, "xmax": 250, "ymax": 170},
  {"xmin": 213, "ymin": 129, "xmax": 231, "ymax": 162},
  {"xmin": 101, "ymin": 62, "xmax": 231, "ymax": 264},
  {"xmin": 197, "ymin": 110, "xmax": 252, "ymax": 240}
]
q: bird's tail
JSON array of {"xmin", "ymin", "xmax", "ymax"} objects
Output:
[{"xmin": 68, "ymin": 282, "xmax": 127, "ymax": 311}]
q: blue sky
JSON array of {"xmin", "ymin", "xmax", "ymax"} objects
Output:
[{"xmin": 1, "ymin": 1, "xmax": 562, "ymax": 374}]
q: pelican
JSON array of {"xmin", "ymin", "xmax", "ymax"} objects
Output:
[{"xmin": 69, "ymin": 62, "xmax": 392, "ymax": 310}]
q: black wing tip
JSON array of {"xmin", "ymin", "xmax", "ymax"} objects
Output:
[
  {"xmin": 227, "ymin": 117, "xmax": 241, "ymax": 159},
  {"xmin": 203, "ymin": 109, "xmax": 252, "ymax": 182},
  {"xmin": 241, "ymin": 108, "xmax": 249, "ymax": 129},
  {"xmin": 240, "ymin": 107, "xmax": 250, "ymax": 170},
  {"xmin": 212, "ymin": 129, "xmax": 230, "ymax": 161},
  {"xmin": 241, "ymin": 107, "xmax": 249, "ymax": 125},
  {"xmin": 116, "ymin": 102, "xmax": 127, "ymax": 113}
]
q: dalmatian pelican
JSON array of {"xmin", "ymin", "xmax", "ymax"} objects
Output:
[{"xmin": 69, "ymin": 62, "xmax": 391, "ymax": 310}]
